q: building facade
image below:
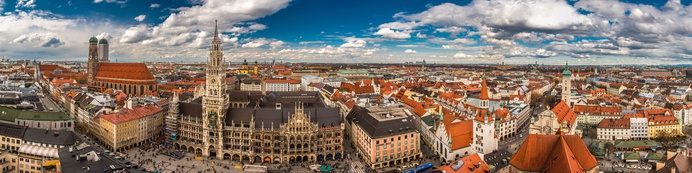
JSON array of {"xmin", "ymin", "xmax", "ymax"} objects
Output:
[
  {"xmin": 561, "ymin": 63, "xmax": 571, "ymax": 104},
  {"xmin": 172, "ymin": 22, "xmax": 343, "ymax": 164},
  {"xmin": 86, "ymin": 37, "xmax": 156, "ymax": 96},
  {"xmin": 93, "ymin": 103, "xmax": 165, "ymax": 152},
  {"xmin": 346, "ymin": 106, "xmax": 422, "ymax": 169}
]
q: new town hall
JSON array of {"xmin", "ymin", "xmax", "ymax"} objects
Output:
[{"xmin": 169, "ymin": 21, "xmax": 344, "ymax": 163}]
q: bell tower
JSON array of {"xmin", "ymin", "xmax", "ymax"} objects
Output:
[
  {"xmin": 562, "ymin": 62, "xmax": 572, "ymax": 106},
  {"xmin": 202, "ymin": 20, "xmax": 228, "ymax": 158},
  {"xmin": 87, "ymin": 36, "xmax": 99, "ymax": 85}
]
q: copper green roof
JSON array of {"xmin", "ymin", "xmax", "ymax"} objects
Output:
[
  {"xmin": 89, "ymin": 36, "xmax": 98, "ymax": 43},
  {"xmin": 242, "ymin": 59, "xmax": 248, "ymax": 65},
  {"xmin": 646, "ymin": 152, "xmax": 663, "ymax": 160},
  {"xmin": 0, "ymin": 106, "xmax": 72, "ymax": 122},
  {"xmin": 623, "ymin": 152, "xmax": 640, "ymax": 161},
  {"xmin": 562, "ymin": 62, "xmax": 571, "ymax": 76},
  {"xmin": 98, "ymin": 38, "xmax": 108, "ymax": 44}
]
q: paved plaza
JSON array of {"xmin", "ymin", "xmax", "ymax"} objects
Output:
[
  {"xmin": 124, "ymin": 145, "xmax": 356, "ymax": 173},
  {"xmin": 119, "ymin": 138, "xmax": 443, "ymax": 173}
]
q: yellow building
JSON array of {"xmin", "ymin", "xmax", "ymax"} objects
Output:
[
  {"xmin": 0, "ymin": 123, "xmax": 25, "ymax": 173},
  {"xmin": 18, "ymin": 129, "xmax": 77, "ymax": 173},
  {"xmin": 93, "ymin": 103, "xmax": 164, "ymax": 152},
  {"xmin": 0, "ymin": 151, "xmax": 17, "ymax": 173},
  {"xmin": 236, "ymin": 59, "xmax": 258, "ymax": 75},
  {"xmin": 648, "ymin": 115, "xmax": 682, "ymax": 138}
]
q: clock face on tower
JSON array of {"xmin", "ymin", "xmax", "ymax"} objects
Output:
[{"xmin": 211, "ymin": 79, "xmax": 216, "ymax": 84}]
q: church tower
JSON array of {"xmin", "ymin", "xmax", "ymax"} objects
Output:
[
  {"xmin": 479, "ymin": 79, "xmax": 489, "ymax": 109},
  {"xmin": 202, "ymin": 20, "xmax": 228, "ymax": 157},
  {"xmin": 562, "ymin": 62, "xmax": 572, "ymax": 106},
  {"xmin": 472, "ymin": 78, "xmax": 498, "ymax": 154},
  {"xmin": 253, "ymin": 60, "xmax": 259, "ymax": 75},
  {"xmin": 98, "ymin": 38, "xmax": 109, "ymax": 62},
  {"xmin": 87, "ymin": 36, "xmax": 99, "ymax": 85}
]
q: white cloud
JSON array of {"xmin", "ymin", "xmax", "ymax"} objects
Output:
[
  {"xmin": 340, "ymin": 39, "xmax": 367, "ymax": 48},
  {"xmin": 15, "ymin": 0, "xmax": 35, "ymax": 8},
  {"xmin": 453, "ymin": 52, "xmax": 505, "ymax": 59},
  {"xmin": 241, "ymin": 38, "xmax": 283, "ymax": 48},
  {"xmin": 134, "ymin": 15, "xmax": 146, "ymax": 22},
  {"xmin": 119, "ymin": 25, "xmax": 151, "ymax": 43},
  {"xmin": 11, "ymin": 33, "xmax": 64, "ymax": 47},
  {"xmin": 299, "ymin": 41, "xmax": 325, "ymax": 45},
  {"xmin": 93, "ymin": 0, "xmax": 126, "ymax": 4},
  {"xmin": 248, "ymin": 24, "xmax": 267, "ymax": 31},
  {"xmin": 150, "ymin": 3, "xmax": 160, "ymax": 8},
  {"xmin": 404, "ymin": 49, "xmax": 417, "ymax": 53},
  {"xmin": 415, "ymin": 32, "xmax": 427, "ymax": 38},
  {"xmin": 373, "ymin": 28, "xmax": 410, "ymax": 39},
  {"xmin": 378, "ymin": 21, "xmax": 420, "ymax": 30}
]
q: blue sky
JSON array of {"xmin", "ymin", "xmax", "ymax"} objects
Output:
[{"xmin": 1, "ymin": 0, "xmax": 692, "ymax": 65}]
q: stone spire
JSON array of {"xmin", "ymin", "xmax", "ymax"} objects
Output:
[{"xmin": 213, "ymin": 20, "xmax": 220, "ymax": 43}]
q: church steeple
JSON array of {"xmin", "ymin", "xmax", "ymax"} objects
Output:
[
  {"xmin": 209, "ymin": 20, "xmax": 222, "ymax": 67},
  {"xmin": 213, "ymin": 20, "xmax": 220, "ymax": 43}
]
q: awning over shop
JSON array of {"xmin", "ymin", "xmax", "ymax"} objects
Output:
[
  {"xmin": 42, "ymin": 160, "xmax": 60, "ymax": 167},
  {"xmin": 18, "ymin": 144, "xmax": 59, "ymax": 158}
]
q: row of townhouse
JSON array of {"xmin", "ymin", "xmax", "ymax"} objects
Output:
[
  {"xmin": 574, "ymin": 104, "xmax": 623, "ymax": 125},
  {"xmin": 596, "ymin": 110, "xmax": 682, "ymax": 141}
]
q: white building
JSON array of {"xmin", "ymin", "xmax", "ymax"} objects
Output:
[
  {"xmin": 265, "ymin": 79, "xmax": 300, "ymax": 92},
  {"xmin": 240, "ymin": 78, "xmax": 261, "ymax": 91},
  {"xmin": 433, "ymin": 113, "xmax": 474, "ymax": 163},
  {"xmin": 301, "ymin": 75, "xmax": 323, "ymax": 91},
  {"xmin": 471, "ymin": 80, "xmax": 498, "ymax": 154},
  {"xmin": 597, "ymin": 118, "xmax": 630, "ymax": 141},
  {"xmin": 629, "ymin": 117, "xmax": 648, "ymax": 140}
]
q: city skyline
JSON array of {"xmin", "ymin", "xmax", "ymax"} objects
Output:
[{"xmin": 1, "ymin": 0, "xmax": 692, "ymax": 65}]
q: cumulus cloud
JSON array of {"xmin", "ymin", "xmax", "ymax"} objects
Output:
[
  {"xmin": 378, "ymin": 21, "xmax": 421, "ymax": 30},
  {"xmin": 11, "ymin": 33, "xmax": 65, "ymax": 47},
  {"xmin": 241, "ymin": 38, "xmax": 284, "ymax": 48},
  {"xmin": 453, "ymin": 52, "xmax": 505, "ymax": 59},
  {"xmin": 374, "ymin": 28, "xmax": 410, "ymax": 39},
  {"xmin": 340, "ymin": 39, "xmax": 367, "ymax": 48},
  {"xmin": 134, "ymin": 15, "xmax": 146, "ymax": 22},
  {"xmin": 415, "ymin": 32, "xmax": 427, "ymax": 38},
  {"xmin": 404, "ymin": 49, "xmax": 417, "ymax": 53},
  {"xmin": 40, "ymin": 37, "xmax": 64, "ymax": 47},
  {"xmin": 150, "ymin": 3, "xmax": 160, "ymax": 8},
  {"xmin": 16, "ymin": 0, "xmax": 36, "ymax": 8},
  {"xmin": 119, "ymin": 25, "xmax": 151, "ymax": 43}
]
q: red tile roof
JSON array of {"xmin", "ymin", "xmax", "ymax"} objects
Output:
[
  {"xmin": 441, "ymin": 109, "xmax": 473, "ymax": 150},
  {"xmin": 436, "ymin": 153, "xmax": 490, "ymax": 173},
  {"xmin": 597, "ymin": 118, "xmax": 630, "ymax": 129},
  {"xmin": 495, "ymin": 108, "xmax": 511, "ymax": 122},
  {"xmin": 99, "ymin": 104, "xmax": 162, "ymax": 124},
  {"xmin": 510, "ymin": 133, "xmax": 598, "ymax": 172},
  {"xmin": 649, "ymin": 115, "xmax": 679, "ymax": 126},
  {"xmin": 552, "ymin": 101, "xmax": 578, "ymax": 129},
  {"xmin": 479, "ymin": 79, "xmax": 489, "ymax": 100},
  {"xmin": 95, "ymin": 62, "xmax": 156, "ymax": 85},
  {"xmin": 644, "ymin": 108, "xmax": 673, "ymax": 117}
]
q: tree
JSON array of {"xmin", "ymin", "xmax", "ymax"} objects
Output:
[
  {"xmin": 530, "ymin": 93, "xmax": 543, "ymax": 108},
  {"xmin": 543, "ymin": 95, "xmax": 557, "ymax": 107}
]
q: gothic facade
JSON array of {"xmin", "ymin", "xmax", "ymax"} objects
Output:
[{"xmin": 171, "ymin": 21, "xmax": 344, "ymax": 163}]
